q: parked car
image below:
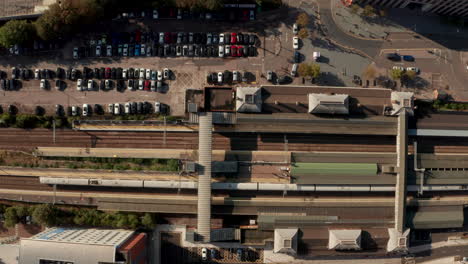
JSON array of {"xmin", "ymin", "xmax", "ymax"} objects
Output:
[
  {"xmin": 124, "ymin": 102, "xmax": 130, "ymax": 114},
  {"xmin": 157, "ymin": 71, "xmax": 162, "ymax": 81},
  {"xmin": 153, "ymin": 9, "xmax": 158, "ymax": 19},
  {"xmin": 233, "ymin": 71, "xmax": 240, "ymax": 82},
  {"xmin": 150, "ymin": 80, "xmax": 156, "ymax": 91},
  {"xmin": 406, "ymin": 66, "xmax": 420, "ymax": 74},
  {"xmin": 96, "ymin": 45, "xmax": 101, "ymax": 56},
  {"xmin": 386, "ymin": 53, "xmax": 401, "ymax": 61},
  {"xmin": 72, "ymin": 106, "xmax": 78, "ymax": 116},
  {"xmin": 293, "ymin": 36, "xmax": 299, "ymax": 50},
  {"xmin": 138, "ymin": 79, "xmax": 144, "ymax": 90},
  {"xmin": 76, "ymin": 79, "xmax": 83, "ymax": 91},
  {"xmin": 106, "ymin": 45, "xmax": 112, "ymax": 56},
  {"xmin": 392, "ymin": 66, "xmax": 405, "ymax": 71},
  {"xmin": 201, "ymin": 248, "xmax": 208, "ymax": 261},
  {"xmin": 217, "ymin": 72, "xmax": 223, "ymax": 83},
  {"xmin": 82, "ymin": 104, "xmax": 89, "ymax": 116},
  {"xmin": 87, "ymin": 79, "xmax": 93, "ymax": 90},
  {"xmin": 293, "ymin": 23, "xmax": 298, "ymax": 35},
  {"xmin": 163, "ymin": 68, "xmax": 170, "ymax": 79},
  {"xmin": 267, "ymin": 70, "xmax": 273, "ymax": 82},
  {"xmin": 108, "ymin": 103, "xmax": 114, "ymax": 114},
  {"xmin": 146, "ymin": 69, "xmax": 151, "ymax": 80},
  {"xmin": 105, "ymin": 79, "xmax": 111, "ymax": 89},
  {"xmin": 73, "ymin": 47, "xmax": 79, "ymax": 59},
  {"xmin": 40, "ymin": 79, "xmax": 46, "ymax": 90},
  {"xmin": 128, "ymin": 79, "xmax": 134, "ymax": 90},
  {"xmin": 114, "ymin": 103, "xmax": 121, "ymax": 115},
  {"xmin": 403, "ymin": 55, "xmax": 415, "ymax": 62},
  {"xmin": 154, "ymin": 102, "xmax": 161, "ymax": 113},
  {"xmin": 55, "ymin": 79, "xmax": 61, "ymax": 90}
]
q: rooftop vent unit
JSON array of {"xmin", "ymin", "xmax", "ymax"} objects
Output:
[{"xmin": 184, "ymin": 162, "xmax": 197, "ymax": 173}]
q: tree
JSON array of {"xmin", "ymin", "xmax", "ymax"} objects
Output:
[
  {"xmin": 310, "ymin": 64, "xmax": 320, "ymax": 78},
  {"xmin": 363, "ymin": 65, "xmax": 377, "ymax": 80},
  {"xmin": 115, "ymin": 213, "xmax": 129, "ymax": 228},
  {"xmin": 15, "ymin": 114, "xmax": 37, "ymax": 129},
  {"xmin": 361, "ymin": 4, "xmax": 375, "ymax": 17},
  {"xmin": 32, "ymin": 204, "xmax": 56, "ymax": 226},
  {"xmin": 405, "ymin": 70, "xmax": 417, "ymax": 80},
  {"xmin": 349, "ymin": 4, "xmax": 360, "ymax": 14},
  {"xmin": 378, "ymin": 9, "xmax": 387, "ymax": 17},
  {"xmin": 127, "ymin": 214, "xmax": 140, "ymax": 229},
  {"xmin": 296, "ymin": 13, "xmax": 309, "ymax": 27},
  {"xmin": 298, "ymin": 28, "xmax": 309, "ymax": 39},
  {"xmin": 390, "ymin": 68, "xmax": 403, "ymax": 80},
  {"xmin": 142, "ymin": 213, "xmax": 156, "ymax": 229},
  {"xmin": 4, "ymin": 207, "xmax": 18, "ymax": 228},
  {"xmin": 35, "ymin": 1, "xmax": 80, "ymax": 40},
  {"xmin": 0, "ymin": 20, "xmax": 35, "ymax": 48}
]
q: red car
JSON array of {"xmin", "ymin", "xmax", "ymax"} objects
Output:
[
  {"xmin": 105, "ymin": 67, "xmax": 111, "ymax": 79},
  {"xmin": 164, "ymin": 32, "xmax": 170, "ymax": 43},
  {"xmin": 231, "ymin": 33, "xmax": 237, "ymax": 44},
  {"xmin": 237, "ymin": 45, "xmax": 244, "ymax": 57},
  {"xmin": 135, "ymin": 30, "xmax": 141, "ymax": 43},
  {"xmin": 144, "ymin": 80, "xmax": 150, "ymax": 90},
  {"xmin": 231, "ymin": 46, "xmax": 238, "ymax": 57}
]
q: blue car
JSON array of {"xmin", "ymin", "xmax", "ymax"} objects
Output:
[
  {"xmin": 403, "ymin": 55, "xmax": 414, "ymax": 62},
  {"xmin": 135, "ymin": 44, "xmax": 141, "ymax": 56}
]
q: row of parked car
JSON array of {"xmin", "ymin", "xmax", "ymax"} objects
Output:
[
  {"xmin": 207, "ymin": 71, "xmax": 244, "ymax": 84},
  {"xmin": 63, "ymin": 101, "xmax": 166, "ymax": 117},
  {"xmin": 118, "ymin": 8, "xmax": 255, "ymax": 21},
  {"xmin": 74, "ymin": 32, "xmax": 258, "ymax": 58},
  {"xmin": 75, "ymin": 78, "xmax": 166, "ymax": 92}
]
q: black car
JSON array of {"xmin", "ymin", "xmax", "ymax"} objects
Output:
[
  {"xmin": 55, "ymin": 104, "xmax": 63, "ymax": 116},
  {"xmin": 111, "ymin": 68, "xmax": 117, "ymax": 79},
  {"xmin": 66, "ymin": 68, "xmax": 72, "ymax": 80},
  {"xmin": 1, "ymin": 79, "xmax": 6, "ymax": 90},
  {"xmin": 9, "ymin": 79, "xmax": 15, "ymax": 90},
  {"xmin": 237, "ymin": 33, "xmax": 244, "ymax": 44},
  {"xmin": 158, "ymin": 46, "xmax": 164, "ymax": 57},
  {"xmin": 20, "ymin": 69, "xmax": 26, "ymax": 80},
  {"xmin": 207, "ymin": 73, "xmax": 213, "ymax": 83},
  {"xmin": 248, "ymin": 46, "xmax": 256, "ymax": 57},
  {"xmin": 199, "ymin": 46, "xmax": 205, "ymax": 57},
  {"xmin": 294, "ymin": 51, "xmax": 300, "ymax": 63},
  {"xmin": 131, "ymin": 102, "xmax": 137, "ymax": 113},
  {"xmin": 56, "ymin": 67, "xmax": 64, "ymax": 79},
  {"xmin": 223, "ymin": 70, "xmax": 231, "ymax": 83},
  {"xmin": 11, "ymin": 68, "xmax": 18, "ymax": 79},
  {"xmin": 128, "ymin": 44, "xmax": 134, "ymax": 56},
  {"xmin": 182, "ymin": 33, "xmax": 188, "ymax": 44},
  {"xmin": 83, "ymin": 67, "xmax": 92, "ymax": 79},
  {"xmin": 94, "ymin": 104, "xmax": 103, "ymax": 115},
  {"xmin": 66, "ymin": 106, "xmax": 73, "ymax": 116},
  {"xmin": 116, "ymin": 80, "xmax": 124, "ymax": 91},
  {"xmin": 164, "ymin": 45, "xmax": 170, "ymax": 56},
  {"xmin": 386, "ymin": 53, "xmax": 401, "ymax": 61},
  {"xmin": 249, "ymin": 34, "xmax": 256, "ymax": 45},
  {"xmin": 55, "ymin": 79, "xmax": 61, "ymax": 90},
  {"xmin": 117, "ymin": 68, "xmax": 123, "ymax": 79},
  {"xmin": 8, "ymin": 104, "xmax": 17, "ymax": 115},
  {"xmin": 100, "ymin": 67, "xmax": 105, "ymax": 79},
  {"xmin": 137, "ymin": 102, "xmax": 142, "ymax": 114},
  {"xmin": 94, "ymin": 68, "xmax": 100, "ymax": 79},
  {"xmin": 276, "ymin": 75, "xmax": 293, "ymax": 84},
  {"xmin": 128, "ymin": 68, "xmax": 134, "ymax": 79},
  {"xmin": 35, "ymin": 106, "xmax": 44, "ymax": 116},
  {"xmin": 201, "ymin": 34, "xmax": 207, "ymax": 45},
  {"xmin": 170, "ymin": 45, "xmax": 176, "ymax": 56}
]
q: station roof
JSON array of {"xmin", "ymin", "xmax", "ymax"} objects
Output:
[
  {"xmin": 308, "ymin": 93, "xmax": 349, "ymax": 115},
  {"xmin": 0, "ymin": 0, "xmax": 51, "ymax": 20},
  {"xmin": 406, "ymin": 206, "xmax": 464, "ymax": 229},
  {"xmin": 290, "ymin": 163, "xmax": 378, "ymax": 177},
  {"xmin": 236, "ymin": 87, "xmax": 262, "ymax": 113},
  {"xmin": 328, "ymin": 229, "xmax": 362, "ymax": 250},
  {"xmin": 274, "ymin": 229, "xmax": 298, "ymax": 254}
]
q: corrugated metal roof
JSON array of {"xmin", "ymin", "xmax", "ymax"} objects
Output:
[
  {"xmin": 407, "ymin": 207, "xmax": 464, "ymax": 229},
  {"xmin": 290, "ymin": 163, "xmax": 377, "ymax": 177}
]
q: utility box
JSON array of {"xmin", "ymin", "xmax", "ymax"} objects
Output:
[{"xmin": 184, "ymin": 162, "xmax": 197, "ymax": 173}]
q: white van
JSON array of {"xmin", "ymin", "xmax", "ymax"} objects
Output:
[{"xmin": 291, "ymin": 63, "xmax": 298, "ymax": 77}]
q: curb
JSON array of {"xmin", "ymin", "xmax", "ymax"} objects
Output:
[{"xmin": 329, "ymin": 0, "xmax": 385, "ymax": 42}]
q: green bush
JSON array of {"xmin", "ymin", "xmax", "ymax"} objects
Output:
[
  {"xmin": 15, "ymin": 114, "xmax": 38, "ymax": 129},
  {"xmin": 0, "ymin": 20, "xmax": 36, "ymax": 48}
]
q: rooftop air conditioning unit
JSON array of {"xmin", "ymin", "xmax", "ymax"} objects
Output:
[
  {"xmin": 184, "ymin": 162, "xmax": 196, "ymax": 173},
  {"xmin": 382, "ymin": 165, "xmax": 396, "ymax": 174}
]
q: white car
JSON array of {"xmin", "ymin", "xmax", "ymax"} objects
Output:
[
  {"xmin": 159, "ymin": 33, "xmax": 164, "ymax": 44},
  {"xmin": 106, "ymin": 45, "xmax": 112, "ymax": 56},
  {"xmin": 34, "ymin": 69, "xmax": 40, "ymax": 80},
  {"xmin": 406, "ymin": 67, "xmax": 420, "ymax": 74},
  {"xmin": 150, "ymin": 80, "xmax": 156, "ymax": 91},
  {"xmin": 177, "ymin": 9, "xmax": 182, "ymax": 19},
  {"xmin": 87, "ymin": 80, "xmax": 93, "ymax": 90},
  {"xmin": 163, "ymin": 68, "xmax": 170, "ymax": 79},
  {"xmin": 108, "ymin": 103, "xmax": 114, "ymax": 114},
  {"xmin": 124, "ymin": 102, "xmax": 130, "ymax": 114},
  {"xmin": 105, "ymin": 79, "xmax": 111, "ymax": 89},
  {"xmin": 218, "ymin": 45, "xmax": 224, "ymax": 57},
  {"xmin": 96, "ymin": 45, "xmax": 101, "ymax": 56},
  {"xmin": 154, "ymin": 102, "xmax": 161, "ymax": 113},
  {"xmin": 138, "ymin": 79, "xmax": 144, "ymax": 90},
  {"xmin": 72, "ymin": 106, "xmax": 78, "ymax": 116},
  {"xmin": 123, "ymin": 68, "xmax": 128, "ymax": 79},
  {"xmin": 157, "ymin": 71, "xmax": 162, "ymax": 81},
  {"xmin": 225, "ymin": 45, "xmax": 230, "ymax": 56},
  {"xmin": 293, "ymin": 37, "xmax": 299, "ymax": 50},
  {"xmin": 219, "ymin": 33, "xmax": 225, "ymax": 44},
  {"xmin": 153, "ymin": 9, "xmax": 159, "ymax": 19},
  {"xmin": 127, "ymin": 80, "xmax": 133, "ymax": 90},
  {"xmin": 217, "ymin": 72, "xmax": 223, "ymax": 83},
  {"xmin": 146, "ymin": 69, "xmax": 151, "ymax": 80},
  {"xmin": 141, "ymin": 44, "xmax": 146, "ymax": 56},
  {"xmin": 189, "ymin": 32, "xmax": 194, "ymax": 43},
  {"xmin": 139, "ymin": 68, "xmax": 145, "ymax": 79},
  {"xmin": 233, "ymin": 71, "xmax": 239, "ymax": 82},
  {"xmin": 293, "ymin": 23, "xmax": 298, "ymax": 35},
  {"xmin": 73, "ymin": 47, "xmax": 79, "ymax": 59},
  {"xmin": 40, "ymin": 79, "xmax": 46, "ymax": 90},
  {"xmin": 392, "ymin": 66, "xmax": 405, "ymax": 71},
  {"xmin": 201, "ymin": 248, "xmax": 207, "ymax": 261},
  {"xmin": 76, "ymin": 79, "xmax": 83, "ymax": 91},
  {"xmin": 82, "ymin": 104, "xmax": 89, "ymax": 116},
  {"xmin": 114, "ymin": 103, "xmax": 120, "ymax": 115}
]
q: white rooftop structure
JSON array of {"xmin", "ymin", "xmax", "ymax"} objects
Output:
[
  {"xmin": 308, "ymin": 93, "xmax": 349, "ymax": 115},
  {"xmin": 236, "ymin": 87, "xmax": 262, "ymax": 113},
  {"xmin": 328, "ymin": 229, "xmax": 362, "ymax": 250},
  {"xmin": 274, "ymin": 228, "xmax": 298, "ymax": 254},
  {"xmin": 389, "ymin": 92, "xmax": 414, "ymax": 116},
  {"xmin": 19, "ymin": 227, "xmax": 134, "ymax": 264},
  {"xmin": 386, "ymin": 228, "xmax": 410, "ymax": 252}
]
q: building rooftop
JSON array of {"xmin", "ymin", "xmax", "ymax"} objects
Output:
[
  {"xmin": 0, "ymin": 0, "xmax": 54, "ymax": 20},
  {"xmin": 274, "ymin": 228, "xmax": 298, "ymax": 254},
  {"xmin": 236, "ymin": 87, "xmax": 262, "ymax": 113},
  {"xmin": 328, "ymin": 229, "xmax": 362, "ymax": 250},
  {"xmin": 308, "ymin": 93, "xmax": 349, "ymax": 115},
  {"xmin": 29, "ymin": 227, "xmax": 134, "ymax": 246}
]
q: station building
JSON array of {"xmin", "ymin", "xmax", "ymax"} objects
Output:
[
  {"xmin": 357, "ymin": 0, "xmax": 468, "ymax": 17},
  {"xmin": 19, "ymin": 227, "xmax": 147, "ymax": 264}
]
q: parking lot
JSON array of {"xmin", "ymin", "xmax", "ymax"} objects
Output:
[{"xmin": 0, "ymin": 7, "xmax": 301, "ymax": 118}]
